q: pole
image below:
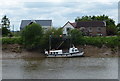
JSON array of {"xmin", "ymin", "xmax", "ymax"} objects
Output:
[
  {"xmin": 49, "ymin": 35, "xmax": 51, "ymax": 51},
  {"xmin": 70, "ymin": 35, "xmax": 72, "ymax": 48},
  {"xmin": 13, "ymin": 24, "xmax": 14, "ymax": 35}
]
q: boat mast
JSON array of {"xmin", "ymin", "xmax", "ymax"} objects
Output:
[
  {"xmin": 70, "ymin": 35, "xmax": 72, "ymax": 48},
  {"xmin": 49, "ymin": 35, "xmax": 51, "ymax": 50}
]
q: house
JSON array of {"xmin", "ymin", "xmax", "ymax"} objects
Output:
[
  {"xmin": 62, "ymin": 21, "xmax": 76, "ymax": 35},
  {"xmin": 20, "ymin": 20, "xmax": 52, "ymax": 31},
  {"xmin": 62, "ymin": 21, "xmax": 106, "ymax": 36}
]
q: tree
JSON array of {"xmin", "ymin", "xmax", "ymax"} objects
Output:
[
  {"xmin": 69, "ymin": 29, "xmax": 83, "ymax": 45},
  {"xmin": 1, "ymin": 15, "xmax": 10, "ymax": 28},
  {"xmin": 117, "ymin": 23, "xmax": 120, "ymax": 36},
  {"xmin": 1, "ymin": 15, "xmax": 11, "ymax": 36},
  {"xmin": 2, "ymin": 27, "xmax": 10, "ymax": 37},
  {"xmin": 21, "ymin": 23, "xmax": 43, "ymax": 50},
  {"xmin": 40, "ymin": 28, "xmax": 63, "ymax": 50},
  {"xmin": 117, "ymin": 23, "xmax": 120, "ymax": 31}
]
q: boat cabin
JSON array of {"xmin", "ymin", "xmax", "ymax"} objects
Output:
[{"xmin": 49, "ymin": 50, "xmax": 63, "ymax": 55}]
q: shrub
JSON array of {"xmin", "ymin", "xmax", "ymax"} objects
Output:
[
  {"xmin": 70, "ymin": 29, "xmax": 83, "ymax": 45},
  {"xmin": 21, "ymin": 23, "xmax": 43, "ymax": 50},
  {"xmin": 2, "ymin": 37, "xmax": 22, "ymax": 44},
  {"xmin": 80, "ymin": 36, "xmax": 119, "ymax": 48}
]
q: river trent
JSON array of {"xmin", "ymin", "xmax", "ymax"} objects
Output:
[{"xmin": 2, "ymin": 57, "xmax": 118, "ymax": 79}]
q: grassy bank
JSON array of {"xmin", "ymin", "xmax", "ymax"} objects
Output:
[
  {"xmin": 80, "ymin": 36, "xmax": 120, "ymax": 48},
  {"xmin": 2, "ymin": 37, "xmax": 22, "ymax": 44},
  {"xmin": 1, "ymin": 36, "xmax": 120, "ymax": 48}
]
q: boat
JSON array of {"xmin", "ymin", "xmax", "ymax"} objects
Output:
[{"xmin": 44, "ymin": 35, "xmax": 84, "ymax": 57}]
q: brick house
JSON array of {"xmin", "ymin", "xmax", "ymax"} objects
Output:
[{"xmin": 62, "ymin": 21, "xmax": 106, "ymax": 36}]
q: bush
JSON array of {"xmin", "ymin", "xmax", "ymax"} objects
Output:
[
  {"xmin": 2, "ymin": 37, "xmax": 22, "ymax": 44},
  {"xmin": 2, "ymin": 27, "xmax": 11, "ymax": 37},
  {"xmin": 21, "ymin": 23, "xmax": 43, "ymax": 50},
  {"xmin": 70, "ymin": 29, "xmax": 83, "ymax": 45},
  {"xmin": 80, "ymin": 36, "xmax": 119, "ymax": 48}
]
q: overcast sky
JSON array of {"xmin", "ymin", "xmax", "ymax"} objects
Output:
[{"xmin": 0, "ymin": 0, "xmax": 119, "ymax": 31}]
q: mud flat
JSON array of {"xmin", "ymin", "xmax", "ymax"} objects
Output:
[{"xmin": 2, "ymin": 44, "xmax": 119, "ymax": 59}]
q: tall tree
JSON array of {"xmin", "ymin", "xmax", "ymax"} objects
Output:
[
  {"xmin": 21, "ymin": 23, "xmax": 43, "ymax": 50},
  {"xmin": 1, "ymin": 15, "xmax": 10, "ymax": 28},
  {"xmin": 1, "ymin": 15, "xmax": 11, "ymax": 36}
]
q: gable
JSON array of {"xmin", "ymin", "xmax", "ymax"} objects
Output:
[{"xmin": 63, "ymin": 21, "xmax": 75, "ymax": 29}]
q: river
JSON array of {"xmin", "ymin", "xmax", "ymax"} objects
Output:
[{"xmin": 2, "ymin": 57, "xmax": 118, "ymax": 79}]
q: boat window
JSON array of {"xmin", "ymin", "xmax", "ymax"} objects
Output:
[
  {"xmin": 56, "ymin": 52, "xmax": 58, "ymax": 54},
  {"xmin": 75, "ymin": 49, "xmax": 77, "ymax": 51},
  {"xmin": 72, "ymin": 49, "xmax": 74, "ymax": 52}
]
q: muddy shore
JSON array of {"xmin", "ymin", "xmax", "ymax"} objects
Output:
[{"xmin": 2, "ymin": 44, "xmax": 119, "ymax": 59}]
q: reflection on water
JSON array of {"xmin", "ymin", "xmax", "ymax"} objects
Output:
[{"xmin": 2, "ymin": 57, "xmax": 118, "ymax": 79}]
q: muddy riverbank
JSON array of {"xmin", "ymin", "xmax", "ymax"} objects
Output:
[{"xmin": 2, "ymin": 44, "xmax": 119, "ymax": 59}]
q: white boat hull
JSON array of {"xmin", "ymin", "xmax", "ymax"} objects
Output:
[{"xmin": 46, "ymin": 52, "xmax": 84, "ymax": 58}]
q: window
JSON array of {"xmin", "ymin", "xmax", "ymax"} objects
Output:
[
  {"xmin": 89, "ymin": 27, "xmax": 92, "ymax": 32},
  {"xmin": 75, "ymin": 49, "xmax": 77, "ymax": 51},
  {"xmin": 72, "ymin": 49, "xmax": 74, "ymax": 52},
  {"xmin": 67, "ymin": 28, "xmax": 70, "ymax": 31},
  {"xmin": 97, "ymin": 27, "xmax": 101, "ymax": 31}
]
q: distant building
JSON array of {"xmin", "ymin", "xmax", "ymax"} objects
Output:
[
  {"xmin": 20, "ymin": 20, "xmax": 52, "ymax": 31},
  {"xmin": 62, "ymin": 21, "xmax": 76, "ymax": 35},
  {"xmin": 62, "ymin": 21, "xmax": 106, "ymax": 36}
]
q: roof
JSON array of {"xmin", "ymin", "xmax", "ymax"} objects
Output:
[
  {"xmin": 20, "ymin": 20, "xmax": 52, "ymax": 29},
  {"xmin": 62, "ymin": 21, "xmax": 76, "ymax": 28},
  {"xmin": 70, "ymin": 22, "xmax": 76, "ymax": 27},
  {"xmin": 62, "ymin": 21, "xmax": 106, "ymax": 29},
  {"xmin": 76, "ymin": 21, "xmax": 106, "ymax": 28}
]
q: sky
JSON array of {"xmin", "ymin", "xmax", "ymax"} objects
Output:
[{"xmin": 0, "ymin": 0, "xmax": 119, "ymax": 31}]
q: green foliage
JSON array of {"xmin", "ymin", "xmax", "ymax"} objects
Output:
[
  {"xmin": 117, "ymin": 23, "xmax": 120, "ymax": 36},
  {"xmin": 40, "ymin": 28, "xmax": 63, "ymax": 50},
  {"xmin": 80, "ymin": 36, "xmax": 119, "ymax": 48},
  {"xmin": 70, "ymin": 29, "xmax": 83, "ymax": 45},
  {"xmin": 2, "ymin": 36, "xmax": 119, "ymax": 49},
  {"xmin": 1, "ymin": 15, "xmax": 10, "ymax": 28},
  {"xmin": 21, "ymin": 23, "xmax": 43, "ymax": 49},
  {"xmin": 2, "ymin": 27, "xmax": 11, "ymax": 37},
  {"xmin": 117, "ymin": 23, "xmax": 120, "ymax": 30},
  {"xmin": 2, "ymin": 37, "xmax": 22, "ymax": 44},
  {"xmin": 75, "ymin": 15, "xmax": 117, "ymax": 35},
  {"xmin": 106, "ymin": 25, "xmax": 117, "ymax": 35},
  {"xmin": 13, "ymin": 31, "xmax": 21, "ymax": 37}
]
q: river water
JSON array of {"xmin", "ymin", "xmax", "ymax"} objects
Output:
[{"xmin": 2, "ymin": 57, "xmax": 118, "ymax": 79}]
